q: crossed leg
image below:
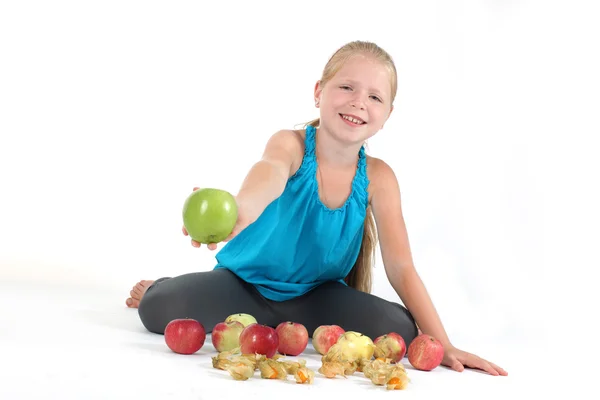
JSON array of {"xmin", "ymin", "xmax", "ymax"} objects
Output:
[{"xmin": 131, "ymin": 268, "xmax": 418, "ymax": 348}]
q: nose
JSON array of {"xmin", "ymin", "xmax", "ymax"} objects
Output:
[{"xmin": 350, "ymin": 92, "xmax": 367, "ymax": 110}]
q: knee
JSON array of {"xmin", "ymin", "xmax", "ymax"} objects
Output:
[
  {"xmin": 137, "ymin": 287, "xmax": 164, "ymax": 334},
  {"xmin": 376, "ymin": 303, "xmax": 418, "ymax": 346},
  {"xmin": 138, "ymin": 284, "xmax": 190, "ymax": 334}
]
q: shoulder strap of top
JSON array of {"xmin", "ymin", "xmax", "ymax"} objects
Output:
[
  {"xmin": 352, "ymin": 145, "xmax": 370, "ymax": 207},
  {"xmin": 304, "ymin": 125, "xmax": 316, "ymax": 159}
]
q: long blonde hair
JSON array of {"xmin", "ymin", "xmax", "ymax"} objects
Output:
[{"xmin": 305, "ymin": 41, "xmax": 398, "ymax": 293}]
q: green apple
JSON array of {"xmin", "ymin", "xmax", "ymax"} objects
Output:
[
  {"xmin": 225, "ymin": 313, "xmax": 257, "ymax": 327},
  {"xmin": 182, "ymin": 188, "xmax": 238, "ymax": 244}
]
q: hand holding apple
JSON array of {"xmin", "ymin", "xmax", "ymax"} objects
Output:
[{"xmin": 182, "ymin": 187, "xmax": 238, "ymax": 250}]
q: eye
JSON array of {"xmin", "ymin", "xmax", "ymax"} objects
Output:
[
  {"xmin": 339, "ymin": 85, "xmax": 352, "ymax": 90},
  {"xmin": 370, "ymin": 95, "xmax": 382, "ymax": 102}
]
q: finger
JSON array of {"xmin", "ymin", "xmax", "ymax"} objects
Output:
[
  {"xmin": 489, "ymin": 362, "xmax": 508, "ymax": 376},
  {"xmin": 482, "ymin": 362, "xmax": 499, "ymax": 376},
  {"xmin": 222, "ymin": 227, "xmax": 239, "ymax": 243},
  {"xmin": 182, "ymin": 226, "xmax": 188, "ymax": 236},
  {"xmin": 468, "ymin": 358, "xmax": 498, "ymax": 376},
  {"xmin": 450, "ymin": 357, "xmax": 464, "ymax": 372},
  {"xmin": 191, "ymin": 239, "xmax": 200, "ymax": 248},
  {"xmin": 207, "ymin": 243, "xmax": 217, "ymax": 251},
  {"xmin": 193, "ymin": 187, "xmax": 199, "ymax": 191}
]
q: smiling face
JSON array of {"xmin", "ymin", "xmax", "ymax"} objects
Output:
[{"xmin": 314, "ymin": 54, "xmax": 394, "ymax": 145}]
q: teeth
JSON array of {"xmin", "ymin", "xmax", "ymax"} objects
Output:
[{"xmin": 342, "ymin": 114, "xmax": 364, "ymax": 125}]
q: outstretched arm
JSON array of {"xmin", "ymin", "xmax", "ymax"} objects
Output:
[
  {"xmin": 236, "ymin": 129, "xmax": 303, "ymax": 220},
  {"xmin": 190, "ymin": 130, "xmax": 304, "ymax": 249},
  {"xmin": 369, "ymin": 158, "xmax": 507, "ymax": 376}
]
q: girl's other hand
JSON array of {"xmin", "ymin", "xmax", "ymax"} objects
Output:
[{"xmin": 442, "ymin": 346, "xmax": 508, "ymax": 376}]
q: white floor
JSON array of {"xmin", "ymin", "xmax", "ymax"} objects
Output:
[{"xmin": 0, "ymin": 280, "xmax": 546, "ymax": 399}]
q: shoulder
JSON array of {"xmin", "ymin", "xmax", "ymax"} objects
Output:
[
  {"xmin": 263, "ymin": 128, "xmax": 306, "ymax": 177},
  {"xmin": 265, "ymin": 129, "xmax": 305, "ymax": 150},
  {"xmin": 365, "ymin": 155, "xmax": 399, "ymax": 204}
]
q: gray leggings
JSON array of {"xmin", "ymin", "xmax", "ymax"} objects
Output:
[{"xmin": 138, "ymin": 268, "xmax": 418, "ymax": 345}]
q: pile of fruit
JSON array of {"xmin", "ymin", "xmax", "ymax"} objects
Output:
[{"xmin": 163, "ymin": 313, "xmax": 445, "ymax": 390}]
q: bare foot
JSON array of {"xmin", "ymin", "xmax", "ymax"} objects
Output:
[{"xmin": 125, "ymin": 280, "xmax": 155, "ymax": 308}]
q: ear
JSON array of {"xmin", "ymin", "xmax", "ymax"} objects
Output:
[{"xmin": 314, "ymin": 80, "xmax": 322, "ymax": 107}]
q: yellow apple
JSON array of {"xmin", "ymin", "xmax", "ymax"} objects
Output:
[{"xmin": 324, "ymin": 331, "xmax": 375, "ymax": 362}]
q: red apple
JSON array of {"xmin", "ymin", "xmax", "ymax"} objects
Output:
[
  {"xmin": 211, "ymin": 320, "xmax": 245, "ymax": 352},
  {"xmin": 276, "ymin": 321, "xmax": 309, "ymax": 356},
  {"xmin": 312, "ymin": 325, "xmax": 345, "ymax": 355},
  {"xmin": 164, "ymin": 318, "xmax": 206, "ymax": 355},
  {"xmin": 407, "ymin": 334, "xmax": 444, "ymax": 371},
  {"xmin": 239, "ymin": 323, "xmax": 279, "ymax": 358},
  {"xmin": 374, "ymin": 332, "xmax": 407, "ymax": 363}
]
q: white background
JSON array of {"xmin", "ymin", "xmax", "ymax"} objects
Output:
[{"xmin": 1, "ymin": 0, "xmax": 598, "ymax": 369}]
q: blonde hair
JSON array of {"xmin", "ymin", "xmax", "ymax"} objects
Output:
[{"xmin": 306, "ymin": 40, "xmax": 398, "ymax": 293}]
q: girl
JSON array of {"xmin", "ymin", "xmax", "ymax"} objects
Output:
[{"xmin": 126, "ymin": 41, "xmax": 507, "ymax": 377}]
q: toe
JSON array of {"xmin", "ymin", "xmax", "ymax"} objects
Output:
[
  {"xmin": 140, "ymin": 280, "xmax": 155, "ymax": 293},
  {"xmin": 126, "ymin": 298, "xmax": 140, "ymax": 308},
  {"xmin": 135, "ymin": 282, "xmax": 147, "ymax": 292}
]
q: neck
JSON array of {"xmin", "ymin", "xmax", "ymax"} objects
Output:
[{"xmin": 314, "ymin": 127, "xmax": 363, "ymax": 168}]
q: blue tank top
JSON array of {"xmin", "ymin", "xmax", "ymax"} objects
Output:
[{"xmin": 213, "ymin": 125, "xmax": 370, "ymax": 301}]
